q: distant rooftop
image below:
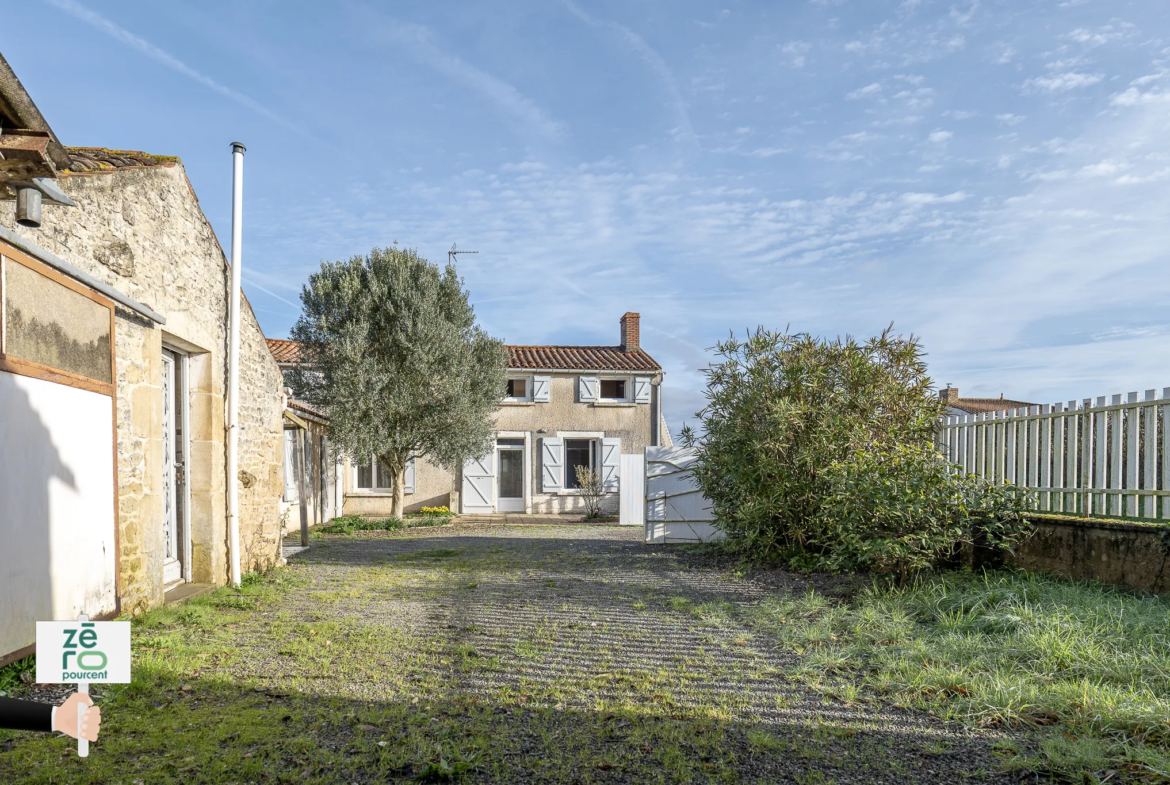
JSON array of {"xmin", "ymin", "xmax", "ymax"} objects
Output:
[{"xmin": 940, "ymin": 387, "xmax": 1036, "ymax": 415}]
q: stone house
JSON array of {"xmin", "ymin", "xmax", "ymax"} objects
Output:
[
  {"xmin": 273, "ymin": 312, "xmax": 670, "ymax": 517},
  {"xmin": 0, "ymin": 54, "xmax": 284, "ymax": 664}
]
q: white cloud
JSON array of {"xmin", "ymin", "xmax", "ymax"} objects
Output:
[
  {"xmin": 996, "ymin": 113, "xmax": 1026, "ymax": 125},
  {"xmin": 901, "ymin": 191, "xmax": 968, "ymax": 204},
  {"xmin": 928, "ymin": 130, "xmax": 953, "ymax": 143},
  {"xmin": 562, "ymin": 0, "xmax": 696, "ymax": 144},
  {"xmin": 781, "ymin": 40, "xmax": 812, "ymax": 68},
  {"xmin": 748, "ymin": 147, "xmax": 790, "ymax": 158},
  {"xmin": 1025, "ymin": 72, "xmax": 1104, "ymax": 92},
  {"xmin": 847, "ymin": 82, "xmax": 883, "ymax": 99}
]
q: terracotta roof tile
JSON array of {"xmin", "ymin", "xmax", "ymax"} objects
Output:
[
  {"xmin": 267, "ymin": 338, "xmax": 303, "ymax": 364},
  {"xmin": 63, "ymin": 147, "xmax": 180, "ymax": 173},
  {"xmin": 507, "ymin": 345, "xmax": 660, "ymax": 372},
  {"xmin": 266, "ymin": 339, "xmax": 661, "ymax": 372}
]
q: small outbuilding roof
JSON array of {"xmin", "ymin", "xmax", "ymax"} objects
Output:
[
  {"xmin": 267, "ymin": 338, "xmax": 303, "ymax": 365},
  {"xmin": 64, "ymin": 147, "xmax": 180, "ymax": 173}
]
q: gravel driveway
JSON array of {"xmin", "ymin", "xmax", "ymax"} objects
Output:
[
  {"xmin": 264, "ymin": 523, "xmax": 1026, "ymax": 784},
  {"xmin": 2, "ymin": 522, "xmax": 1031, "ymax": 784}
]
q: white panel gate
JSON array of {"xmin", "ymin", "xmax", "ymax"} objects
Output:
[
  {"xmin": 461, "ymin": 452, "xmax": 496, "ymax": 514},
  {"xmin": 619, "ymin": 454, "xmax": 644, "ymax": 527},
  {"xmin": 644, "ymin": 446, "xmax": 723, "ymax": 543}
]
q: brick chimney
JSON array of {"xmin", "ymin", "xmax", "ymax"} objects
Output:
[
  {"xmin": 940, "ymin": 386, "xmax": 959, "ymax": 404},
  {"xmin": 620, "ymin": 312, "xmax": 640, "ymax": 352}
]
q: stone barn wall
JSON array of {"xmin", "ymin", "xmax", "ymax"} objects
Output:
[{"xmin": 1, "ymin": 152, "xmax": 284, "ymax": 613}]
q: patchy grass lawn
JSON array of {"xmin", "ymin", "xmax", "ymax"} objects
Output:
[
  {"xmin": 2, "ymin": 526, "xmax": 1038, "ymax": 784},
  {"xmin": 725, "ymin": 569, "xmax": 1170, "ymax": 782}
]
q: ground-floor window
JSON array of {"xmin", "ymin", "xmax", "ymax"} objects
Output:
[
  {"xmin": 564, "ymin": 438, "xmax": 598, "ymax": 489},
  {"xmin": 356, "ymin": 457, "xmax": 393, "ymax": 491}
]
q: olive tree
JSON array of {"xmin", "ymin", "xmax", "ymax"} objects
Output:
[{"xmin": 288, "ymin": 246, "xmax": 508, "ymax": 518}]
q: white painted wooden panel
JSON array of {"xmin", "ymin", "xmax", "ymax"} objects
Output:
[
  {"xmin": 600, "ymin": 437, "xmax": 621, "ymax": 492},
  {"xmin": 461, "ymin": 451, "xmax": 495, "ymax": 514},
  {"xmin": 540, "ymin": 437, "xmax": 564, "ymax": 491},
  {"xmin": 404, "ymin": 454, "xmax": 416, "ymax": 495},
  {"xmin": 644, "ymin": 446, "xmax": 721, "ymax": 543},
  {"xmin": 619, "ymin": 454, "xmax": 644, "ymax": 527},
  {"xmin": 633, "ymin": 377, "xmax": 651, "ymax": 404},
  {"xmin": 0, "ymin": 371, "xmax": 117, "ymax": 659},
  {"xmin": 578, "ymin": 376, "xmax": 598, "ymax": 403},
  {"xmin": 532, "ymin": 375, "xmax": 551, "ymax": 403}
]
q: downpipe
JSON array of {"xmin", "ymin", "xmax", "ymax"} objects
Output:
[{"xmin": 227, "ymin": 142, "xmax": 245, "ymax": 587}]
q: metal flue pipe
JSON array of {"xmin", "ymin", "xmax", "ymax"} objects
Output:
[{"xmin": 227, "ymin": 141, "xmax": 245, "ymax": 587}]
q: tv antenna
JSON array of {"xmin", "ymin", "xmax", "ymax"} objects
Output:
[{"xmin": 449, "ymin": 243, "xmax": 478, "ymax": 265}]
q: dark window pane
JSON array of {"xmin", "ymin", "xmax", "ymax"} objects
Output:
[
  {"xmin": 497, "ymin": 438, "xmax": 525, "ymax": 446},
  {"xmin": 358, "ymin": 461, "xmax": 373, "ymax": 489},
  {"xmin": 565, "ymin": 439, "xmax": 593, "ymax": 489},
  {"xmin": 498, "ymin": 449, "xmax": 523, "ymax": 498},
  {"xmin": 376, "ymin": 459, "xmax": 393, "ymax": 489},
  {"xmin": 600, "ymin": 379, "xmax": 625, "ymax": 399},
  {"xmin": 4, "ymin": 258, "xmax": 111, "ymax": 382},
  {"xmin": 507, "ymin": 379, "xmax": 526, "ymax": 398}
]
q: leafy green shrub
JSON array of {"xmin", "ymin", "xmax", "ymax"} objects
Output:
[
  {"xmin": 318, "ymin": 516, "xmax": 403, "ymax": 534},
  {"xmin": 681, "ymin": 327, "xmax": 1031, "ymax": 576},
  {"xmin": 812, "ymin": 444, "xmax": 1033, "ymax": 583},
  {"xmin": 682, "ymin": 327, "xmax": 943, "ymax": 559}
]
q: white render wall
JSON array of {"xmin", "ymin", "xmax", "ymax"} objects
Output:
[{"xmin": 0, "ymin": 371, "xmax": 117, "ymax": 658}]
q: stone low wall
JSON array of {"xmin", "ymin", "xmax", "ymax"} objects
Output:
[{"xmin": 1010, "ymin": 515, "xmax": 1170, "ymax": 594}]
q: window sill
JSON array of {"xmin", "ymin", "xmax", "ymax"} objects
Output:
[
  {"xmin": 592, "ymin": 401, "xmax": 637, "ymax": 407},
  {"xmin": 500, "ymin": 400, "xmax": 536, "ymax": 406},
  {"xmin": 554, "ymin": 489, "xmax": 619, "ymax": 496},
  {"xmin": 347, "ymin": 491, "xmax": 411, "ymax": 497}
]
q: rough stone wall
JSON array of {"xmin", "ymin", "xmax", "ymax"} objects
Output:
[
  {"xmin": 237, "ymin": 308, "xmax": 285, "ymax": 573},
  {"xmin": 1010, "ymin": 517, "xmax": 1170, "ymax": 594},
  {"xmin": 0, "ymin": 162, "xmax": 283, "ymax": 610}
]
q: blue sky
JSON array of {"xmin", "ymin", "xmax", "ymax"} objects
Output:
[{"xmin": 5, "ymin": 0, "xmax": 1170, "ymax": 435}]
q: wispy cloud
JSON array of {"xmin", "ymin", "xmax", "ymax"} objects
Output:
[
  {"xmin": 42, "ymin": 0, "xmax": 305, "ymax": 134},
  {"xmin": 1024, "ymin": 72, "xmax": 1103, "ymax": 92},
  {"xmin": 368, "ymin": 20, "xmax": 564, "ymax": 140},
  {"xmin": 561, "ymin": 0, "xmax": 697, "ymax": 144}
]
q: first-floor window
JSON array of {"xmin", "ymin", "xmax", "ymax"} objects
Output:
[
  {"xmin": 356, "ymin": 457, "xmax": 393, "ymax": 491},
  {"xmin": 600, "ymin": 379, "xmax": 627, "ymax": 400},
  {"xmin": 505, "ymin": 378, "xmax": 527, "ymax": 399},
  {"xmin": 564, "ymin": 439, "xmax": 598, "ymax": 489}
]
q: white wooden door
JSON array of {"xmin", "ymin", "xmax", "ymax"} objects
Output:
[
  {"xmin": 161, "ymin": 353, "xmax": 181, "ymax": 586},
  {"xmin": 619, "ymin": 454, "xmax": 644, "ymax": 527},
  {"xmin": 496, "ymin": 446, "xmax": 525, "ymax": 512},
  {"xmin": 461, "ymin": 452, "xmax": 496, "ymax": 514},
  {"xmin": 161, "ymin": 350, "xmax": 190, "ymax": 586}
]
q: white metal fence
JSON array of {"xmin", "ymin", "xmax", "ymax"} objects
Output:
[{"xmin": 938, "ymin": 388, "xmax": 1170, "ymax": 521}]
